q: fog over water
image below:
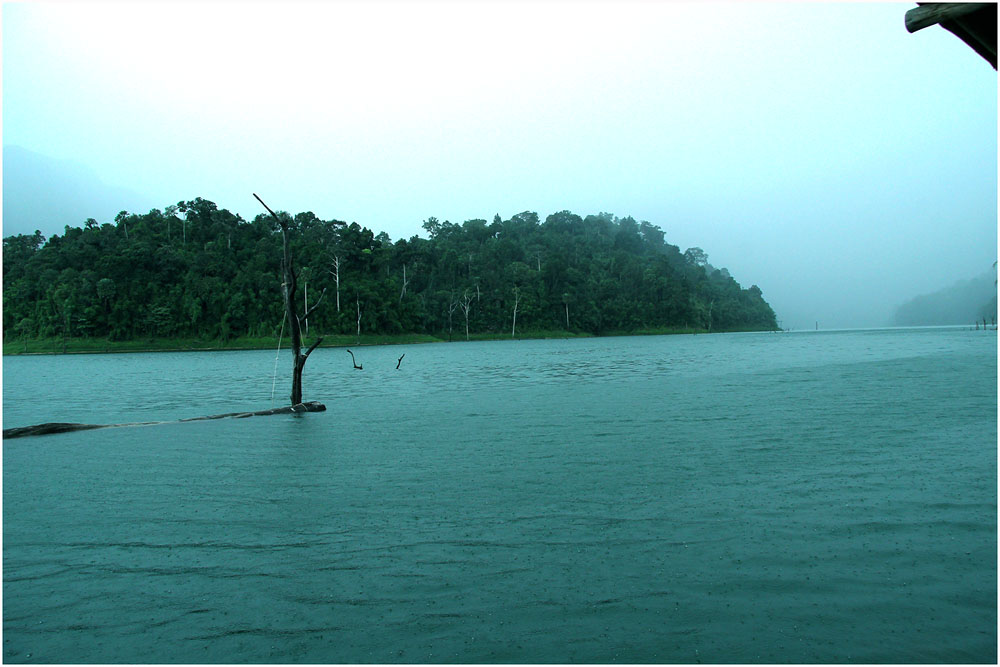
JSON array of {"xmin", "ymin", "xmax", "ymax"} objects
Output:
[{"xmin": 2, "ymin": 2, "xmax": 996, "ymax": 329}]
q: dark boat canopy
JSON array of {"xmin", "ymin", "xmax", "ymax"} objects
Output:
[{"xmin": 905, "ymin": 2, "xmax": 998, "ymax": 69}]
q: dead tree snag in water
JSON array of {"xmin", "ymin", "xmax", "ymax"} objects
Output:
[{"xmin": 254, "ymin": 193, "xmax": 326, "ymax": 405}]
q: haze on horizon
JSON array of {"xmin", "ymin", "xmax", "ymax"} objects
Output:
[{"xmin": 3, "ymin": 1, "xmax": 996, "ymax": 330}]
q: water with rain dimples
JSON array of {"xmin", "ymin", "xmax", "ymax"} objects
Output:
[{"xmin": 3, "ymin": 327, "xmax": 996, "ymax": 663}]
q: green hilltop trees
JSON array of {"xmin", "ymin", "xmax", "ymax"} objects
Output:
[{"xmin": 2, "ymin": 199, "xmax": 778, "ymax": 343}]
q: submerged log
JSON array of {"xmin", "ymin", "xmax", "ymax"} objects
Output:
[
  {"xmin": 2, "ymin": 402, "xmax": 326, "ymax": 440},
  {"xmin": 2, "ymin": 422, "xmax": 111, "ymax": 438},
  {"xmin": 178, "ymin": 402, "xmax": 326, "ymax": 421}
]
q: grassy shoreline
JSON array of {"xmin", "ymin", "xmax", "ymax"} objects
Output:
[{"xmin": 2, "ymin": 326, "xmax": 775, "ymax": 356}]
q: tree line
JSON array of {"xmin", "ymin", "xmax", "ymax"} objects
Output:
[{"xmin": 2, "ymin": 198, "xmax": 778, "ymax": 342}]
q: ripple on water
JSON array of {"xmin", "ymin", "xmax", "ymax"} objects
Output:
[{"xmin": 2, "ymin": 330, "xmax": 996, "ymax": 663}]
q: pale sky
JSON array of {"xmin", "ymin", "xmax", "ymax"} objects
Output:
[{"xmin": 3, "ymin": 1, "xmax": 996, "ymax": 329}]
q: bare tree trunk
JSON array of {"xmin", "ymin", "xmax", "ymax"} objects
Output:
[
  {"xmin": 328, "ymin": 255, "xmax": 341, "ymax": 313},
  {"xmin": 511, "ymin": 286, "xmax": 521, "ymax": 339},
  {"xmin": 356, "ymin": 294, "xmax": 362, "ymax": 343},
  {"xmin": 565, "ymin": 302, "xmax": 569, "ymax": 329},
  {"xmin": 283, "ymin": 236, "xmax": 310, "ymax": 404},
  {"xmin": 447, "ymin": 297, "xmax": 459, "ymax": 341},
  {"xmin": 399, "ymin": 264, "xmax": 410, "ymax": 304},
  {"xmin": 255, "ymin": 194, "xmax": 326, "ymax": 405},
  {"xmin": 460, "ymin": 290, "xmax": 473, "ymax": 341}
]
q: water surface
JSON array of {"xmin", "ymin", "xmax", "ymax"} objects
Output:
[{"xmin": 3, "ymin": 328, "xmax": 996, "ymax": 662}]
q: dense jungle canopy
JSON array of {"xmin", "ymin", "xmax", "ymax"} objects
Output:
[{"xmin": 2, "ymin": 198, "xmax": 778, "ymax": 341}]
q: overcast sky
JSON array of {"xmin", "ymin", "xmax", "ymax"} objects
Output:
[{"xmin": 3, "ymin": 1, "xmax": 996, "ymax": 329}]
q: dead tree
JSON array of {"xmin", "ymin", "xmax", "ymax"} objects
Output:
[
  {"xmin": 254, "ymin": 193, "xmax": 326, "ymax": 406},
  {"xmin": 399, "ymin": 264, "xmax": 410, "ymax": 304},
  {"xmin": 447, "ymin": 298, "xmax": 459, "ymax": 341},
  {"xmin": 511, "ymin": 286, "xmax": 521, "ymax": 338},
  {"xmin": 356, "ymin": 294, "xmax": 363, "ymax": 342},
  {"xmin": 347, "ymin": 349, "xmax": 363, "ymax": 370},
  {"xmin": 302, "ymin": 271, "xmax": 310, "ymax": 337},
  {"xmin": 327, "ymin": 254, "xmax": 342, "ymax": 313},
  {"xmin": 459, "ymin": 290, "xmax": 474, "ymax": 341},
  {"xmin": 396, "ymin": 354, "xmax": 405, "ymax": 369}
]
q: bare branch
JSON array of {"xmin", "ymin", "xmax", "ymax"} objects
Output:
[
  {"xmin": 303, "ymin": 336, "xmax": 324, "ymax": 360},
  {"xmin": 253, "ymin": 193, "xmax": 281, "ymax": 223},
  {"xmin": 399, "ymin": 264, "xmax": 410, "ymax": 303},
  {"xmin": 302, "ymin": 287, "xmax": 328, "ymax": 320}
]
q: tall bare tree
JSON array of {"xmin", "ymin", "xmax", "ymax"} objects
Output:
[
  {"xmin": 356, "ymin": 294, "xmax": 363, "ymax": 343},
  {"xmin": 511, "ymin": 286, "xmax": 521, "ymax": 338},
  {"xmin": 328, "ymin": 254, "xmax": 342, "ymax": 313},
  {"xmin": 254, "ymin": 194, "xmax": 326, "ymax": 406},
  {"xmin": 399, "ymin": 264, "xmax": 410, "ymax": 304},
  {"xmin": 447, "ymin": 296, "xmax": 459, "ymax": 341},
  {"xmin": 459, "ymin": 290, "xmax": 474, "ymax": 341}
]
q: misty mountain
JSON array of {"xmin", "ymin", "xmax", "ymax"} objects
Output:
[
  {"xmin": 891, "ymin": 271, "xmax": 997, "ymax": 326},
  {"xmin": 2, "ymin": 145, "xmax": 154, "ymax": 239}
]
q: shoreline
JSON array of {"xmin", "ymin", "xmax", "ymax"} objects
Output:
[
  {"xmin": 6, "ymin": 325, "xmax": 983, "ymax": 357},
  {"xmin": 0, "ymin": 327, "xmax": 759, "ymax": 356}
]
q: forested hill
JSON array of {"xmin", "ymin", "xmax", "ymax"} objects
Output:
[
  {"xmin": 892, "ymin": 271, "xmax": 997, "ymax": 326},
  {"xmin": 2, "ymin": 198, "xmax": 778, "ymax": 342}
]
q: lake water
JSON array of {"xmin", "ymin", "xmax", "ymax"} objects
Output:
[{"xmin": 3, "ymin": 328, "xmax": 996, "ymax": 663}]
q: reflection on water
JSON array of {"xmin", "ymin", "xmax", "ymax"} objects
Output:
[{"xmin": 3, "ymin": 328, "xmax": 997, "ymax": 662}]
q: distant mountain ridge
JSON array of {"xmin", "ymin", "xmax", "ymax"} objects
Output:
[
  {"xmin": 892, "ymin": 271, "xmax": 997, "ymax": 326},
  {"xmin": 2, "ymin": 145, "xmax": 154, "ymax": 238}
]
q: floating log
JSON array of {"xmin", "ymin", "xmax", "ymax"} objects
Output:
[{"xmin": 2, "ymin": 402, "xmax": 326, "ymax": 440}]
